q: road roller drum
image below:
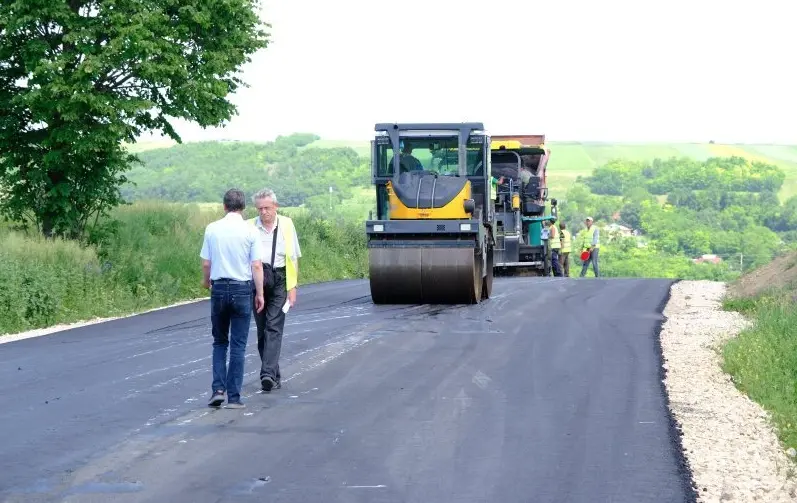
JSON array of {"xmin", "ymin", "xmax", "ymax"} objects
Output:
[{"xmin": 368, "ymin": 243, "xmax": 484, "ymax": 304}]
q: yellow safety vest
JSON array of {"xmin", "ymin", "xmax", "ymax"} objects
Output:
[
  {"xmin": 549, "ymin": 225, "xmax": 561, "ymax": 249},
  {"xmin": 579, "ymin": 226, "xmax": 599, "ymax": 250},
  {"xmin": 561, "ymin": 229, "xmax": 571, "ymax": 253},
  {"xmin": 248, "ymin": 214, "xmax": 299, "ymax": 291}
]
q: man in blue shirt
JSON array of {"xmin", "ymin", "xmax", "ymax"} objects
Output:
[{"xmin": 200, "ymin": 188, "xmax": 265, "ymax": 408}]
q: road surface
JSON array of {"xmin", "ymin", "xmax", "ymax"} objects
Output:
[{"xmin": 0, "ymin": 277, "xmax": 696, "ymax": 502}]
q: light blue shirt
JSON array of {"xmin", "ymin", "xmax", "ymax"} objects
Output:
[{"xmin": 200, "ymin": 212, "xmax": 264, "ymax": 281}]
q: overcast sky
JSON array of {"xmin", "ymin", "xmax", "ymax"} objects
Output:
[{"xmin": 148, "ymin": 0, "xmax": 796, "ymax": 145}]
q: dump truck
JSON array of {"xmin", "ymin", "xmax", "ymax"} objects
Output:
[
  {"xmin": 364, "ymin": 122, "xmax": 495, "ymax": 304},
  {"xmin": 489, "ymin": 135, "xmax": 558, "ymax": 276}
]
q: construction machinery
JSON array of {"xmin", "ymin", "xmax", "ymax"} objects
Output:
[
  {"xmin": 365, "ymin": 122, "xmax": 495, "ymax": 304},
  {"xmin": 489, "ymin": 135, "xmax": 558, "ymax": 276}
]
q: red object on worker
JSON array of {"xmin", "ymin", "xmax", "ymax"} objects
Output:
[{"xmin": 580, "ymin": 250, "xmax": 590, "ymax": 261}]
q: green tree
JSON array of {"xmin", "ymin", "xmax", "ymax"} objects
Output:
[
  {"xmin": 584, "ymin": 159, "xmax": 646, "ymax": 195},
  {"xmin": 0, "ymin": 0, "xmax": 269, "ymax": 238}
]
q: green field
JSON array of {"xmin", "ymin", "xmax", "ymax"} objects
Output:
[{"xmin": 302, "ymin": 139, "xmax": 797, "ymax": 202}]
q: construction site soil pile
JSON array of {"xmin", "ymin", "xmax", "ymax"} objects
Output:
[{"xmin": 726, "ymin": 251, "xmax": 797, "ymax": 299}]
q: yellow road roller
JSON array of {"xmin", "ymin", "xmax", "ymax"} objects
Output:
[{"xmin": 365, "ymin": 122, "xmax": 495, "ymax": 304}]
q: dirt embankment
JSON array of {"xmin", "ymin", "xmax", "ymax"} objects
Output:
[{"xmin": 726, "ymin": 252, "xmax": 797, "ymax": 300}]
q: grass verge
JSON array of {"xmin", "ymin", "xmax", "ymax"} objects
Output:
[
  {"xmin": 721, "ymin": 283, "xmax": 797, "ymax": 456},
  {"xmin": 0, "ymin": 201, "xmax": 367, "ymax": 336}
]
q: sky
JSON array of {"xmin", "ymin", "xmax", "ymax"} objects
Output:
[{"xmin": 145, "ymin": 0, "xmax": 796, "ymax": 145}]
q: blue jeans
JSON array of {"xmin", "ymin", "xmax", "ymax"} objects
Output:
[
  {"xmin": 580, "ymin": 248, "xmax": 600, "ymax": 277},
  {"xmin": 551, "ymin": 249, "xmax": 563, "ymax": 276},
  {"xmin": 210, "ymin": 280, "xmax": 253, "ymax": 403}
]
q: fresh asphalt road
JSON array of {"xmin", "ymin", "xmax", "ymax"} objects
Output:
[{"xmin": 0, "ymin": 277, "xmax": 696, "ymax": 503}]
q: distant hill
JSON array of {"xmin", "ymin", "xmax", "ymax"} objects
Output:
[
  {"xmin": 305, "ymin": 139, "xmax": 797, "ymax": 202},
  {"xmin": 121, "ymin": 134, "xmax": 370, "ymax": 210},
  {"xmin": 544, "ymin": 142, "xmax": 797, "ymax": 202},
  {"xmin": 125, "ymin": 137, "xmax": 797, "ymax": 204}
]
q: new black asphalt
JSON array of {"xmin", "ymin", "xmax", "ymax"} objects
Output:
[{"xmin": 0, "ymin": 277, "xmax": 697, "ymax": 502}]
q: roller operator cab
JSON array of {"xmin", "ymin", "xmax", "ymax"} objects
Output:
[
  {"xmin": 365, "ymin": 122, "xmax": 495, "ymax": 305},
  {"xmin": 489, "ymin": 135, "xmax": 558, "ymax": 276}
]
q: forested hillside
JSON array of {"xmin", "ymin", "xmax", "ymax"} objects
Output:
[
  {"xmin": 123, "ymin": 134, "xmax": 370, "ymax": 210},
  {"xmin": 306, "ymin": 138, "xmax": 797, "ymax": 201},
  {"xmin": 559, "ymin": 155, "xmax": 797, "ymax": 276},
  {"xmin": 125, "ymin": 137, "xmax": 797, "ymax": 208}
]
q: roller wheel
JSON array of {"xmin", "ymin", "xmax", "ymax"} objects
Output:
[
  {"xmin": 469, "ymin": 245, "xmax": 483, "ymax": 304},
  {"xmin": 368, "ymin": 244, "xmax": 483, "ymax": 305},
  {"xmin": 481, "ymin": 243, "xmax": 494, "ymax": 300}
]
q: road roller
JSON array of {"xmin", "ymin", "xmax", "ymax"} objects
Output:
[
  {"xmin": 489, "ymin": 135, "xmax": 558, "ymax": 276},
  {"xmin": 365, "ymin": 122, "xmax": 495, "ymax": 305}
]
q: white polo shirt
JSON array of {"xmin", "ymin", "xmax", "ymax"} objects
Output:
[
  {"xmin": 253, "ymin": 216, "xmax": 302, "ymax": 268},
  {"xmin": 200, "ymin": 212, "xmax": 264, "ymax": 281}
]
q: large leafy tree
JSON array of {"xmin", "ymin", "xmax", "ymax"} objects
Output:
[{"xmin": 0, "ymin": 0, "xmax": 269, "ymax": 238}]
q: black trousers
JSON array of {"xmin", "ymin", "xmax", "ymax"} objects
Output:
[{"xmin": 252, "ymin": 267, "xmax": 288, "ymax": 383}]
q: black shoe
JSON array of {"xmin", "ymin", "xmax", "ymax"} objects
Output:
[
  {"xmin": 261, "ymin": 376, "xmax": 275, "ymax": 392},
  {"xmin": 208, "ymin": 390, "xmax": 225, "ymax": 407}
]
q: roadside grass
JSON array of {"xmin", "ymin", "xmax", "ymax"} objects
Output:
[
  {"xmin": 721, "ymin": 281, "xmax": 797, "ymax": 457},
  {"xmin": 0, "ymin": 201, "xmax": 367, "ymax": 336}
]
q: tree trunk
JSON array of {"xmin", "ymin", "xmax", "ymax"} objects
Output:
[
  {"xmin": 41, "ymin": 214, "xmax": 56, "ymax": 239},
  {"xmin": 40, "ymin": 169, "xmax": 64, "ymax": 239}
]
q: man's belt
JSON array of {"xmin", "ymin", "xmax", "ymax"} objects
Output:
[{"xmin": 211, "ymin": 278, "xmax": 252, "ymax": 285}]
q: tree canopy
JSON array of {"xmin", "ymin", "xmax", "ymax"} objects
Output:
[
  {"xmin": 559, "ymin": 155, "xmax": 797, "ymax": 274},
  {"xmin": 0, "ymin": 0, "xmax": 269, "ymax": 238}
]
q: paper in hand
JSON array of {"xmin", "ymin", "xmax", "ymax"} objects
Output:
[{"xmin": 282, "ymin": 300, "xmax": 290, "ymax": 314}]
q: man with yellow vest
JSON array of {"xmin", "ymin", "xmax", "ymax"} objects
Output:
[
  {"xmin": 559, "ymin": 221, "xmax": 572, "ymax": 277},
  {"xmin": 249, "ymin": 188, "xmax": 302, "ymax": 392},
  {"xmin": 579, "ymin": 216, "xmax": 600, "ymax": 277},
  {"xmin": 547, "ymin": 219, "xmax": 563, "ymax": 276}
]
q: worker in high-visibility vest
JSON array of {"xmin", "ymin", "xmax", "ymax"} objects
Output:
[
  {"xmin": 548, "ymin": 220, "xmax": 563, "ymax": 276},
  {"xmin": 559, "ymin": 222, "xmax": 572, "ymax": 277},
  {"xmin": 579, "ymin": 216, "xmax": 600, "ymax": 277}
]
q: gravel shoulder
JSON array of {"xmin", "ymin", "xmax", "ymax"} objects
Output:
[{"xmin": 661, "ymin": 280, "xmax": 797, "ymax": 502}]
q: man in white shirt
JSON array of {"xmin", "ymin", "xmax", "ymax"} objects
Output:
[
  {"xmin": 200, "ymin": 188, "xmax": 265, "ymax": 409},
  {"xmin": 249, "ymin": 188, "xmax": 302, "ymax": 393}
]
